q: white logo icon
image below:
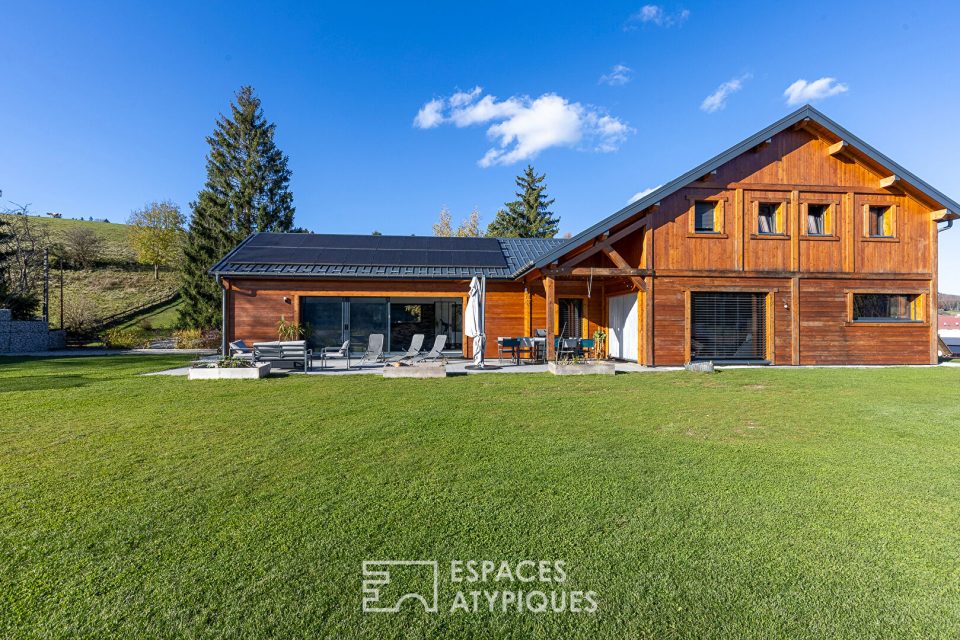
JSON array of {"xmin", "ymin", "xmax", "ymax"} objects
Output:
[{"xmin": 362, "ymin": 560, "xmax": 439, "ymax": 613}]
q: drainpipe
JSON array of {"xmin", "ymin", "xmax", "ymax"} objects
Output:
[
  {"xmin": 218, "ymin": 275, "xmax": 227, "ymax": 356},
  {"xmin": 938, "ymin": 220, "xmax": 953, "ymax": 233}
]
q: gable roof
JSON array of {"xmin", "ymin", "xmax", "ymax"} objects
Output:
[
  {"xmin": 529, "ymin": 104, "xmax": 960, "ymax": 271},
  {"xmin": 210, "ymin": 232, "xmax": 568, "ymax": 280}
]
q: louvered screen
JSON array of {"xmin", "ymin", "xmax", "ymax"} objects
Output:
[{"xmin": 690, "ymin": 292, "xmax": 767, "ymax": 361}]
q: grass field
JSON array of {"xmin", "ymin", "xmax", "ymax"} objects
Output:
[{"xmin": 1, "ymin": 357, "xmax": 959, "ymax": 639}]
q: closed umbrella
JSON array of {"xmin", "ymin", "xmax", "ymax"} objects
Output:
[{"xmin": 464, "ymin": 275, "xmax": 486, "ymax": 368}]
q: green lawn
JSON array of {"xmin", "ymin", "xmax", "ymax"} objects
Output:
[{"xmin": 1, "ymin": 357, "xmax": 959, "ymax": 639}]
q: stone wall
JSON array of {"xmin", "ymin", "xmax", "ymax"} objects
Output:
[{"xmin": 0, "ymin": 309, "xmax": 66, "ymax": 353}]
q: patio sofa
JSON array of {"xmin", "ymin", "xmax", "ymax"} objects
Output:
[{"xmin": 253, "ymin": 340, "xmax": 313, "ymax": 370}]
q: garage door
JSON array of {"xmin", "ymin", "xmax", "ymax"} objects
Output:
[{"xmin": 690, "ymin": 292, "xmax": 767, "ymax": 361}]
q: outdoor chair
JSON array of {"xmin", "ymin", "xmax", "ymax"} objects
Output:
[
  {"xmin": 534, "ymin": 328, "xmax": 547, "ymax": 338},
  {"xmin": 390, "ymin": 334, "xmax": 424, "ymax": 362},
  {"xmin": 322, "ymin": 340, "xmax": 350, "ymax": 359},
  {"xmin": 357, "ymin": 333, "xmax": 385, "ymax": 366},
  {"xmin": 579, "ymin": 338, "xmax": 596, "ymax": 359},
  {"xmin": 412, "ymin": 334, "xmax": 447, "ymax": 363},
  {"xmin": 498, "ymin": 337, "xmax": 521, "ymax": 365},
  {"xmin": 228, "ymin": 340, "xmax": 254, "ymax": 360},
  {"xmin": 253, "ymin": 340, "xmax": 313, "ymax": 370},
  {"xmin": 555, "ymin": 337, "xmax": 579, "ymax": 361}
]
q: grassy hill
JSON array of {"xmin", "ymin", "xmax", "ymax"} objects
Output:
[{"xmin": 1, "ymin": 214, "xmax": 179, "ymax": 333}]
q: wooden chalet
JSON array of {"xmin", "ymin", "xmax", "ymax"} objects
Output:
[{"xmin": 211, "ymin": 106, "xmax": 959, "ymax": 366}]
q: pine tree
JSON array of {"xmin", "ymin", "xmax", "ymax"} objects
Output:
[
  {"xmin": 179, "ymin": 86, "xmax": 295, "ymax": 328},
  {"xmin": 485, "ymin": 165, "xmax": 559, "ymax": 238}
]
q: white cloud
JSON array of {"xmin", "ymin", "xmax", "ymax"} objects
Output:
[
  {"xmin": 599, "ymin": 64, "xmax": 632, "ymax": 86},
  {"xmin": 700, "ymin": 74, "xmax": 751, "ymax": 113},
  {"xmin": 413, "ymin": 88, "xmax": 633, "ymax": 167},
  {"xmin": 413, "ymin": 99, "xmax": 445, "ymax": 129},
  {"xmin": 629, "ymin": 185, "xmax": 662, "ymax": 204},
  {"xmin": 626, "ymin": 5, "xmax": 690, "ymax": 28},
  {"xmin": 783, "ymin": 77, "xmax": 848, "ymax": 106}
]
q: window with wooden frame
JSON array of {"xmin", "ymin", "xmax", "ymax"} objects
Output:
[
  {"xmin": 756, "ymin": 202, "xmax": 785, "ymax": 235},
  {"xmin": 694, "ymin": 200, "xmax": 720, "ymax": 234},
  {"xmin": 850, "ymin": 293, "xmax": 923, "ymax": 323},
  {"xmin": 865, "ymin": 204, "xmax": 895, "ymax": 238},
  {"xmin": 805, "ymin": 203, "xmax": 831, "ymax": 236}
]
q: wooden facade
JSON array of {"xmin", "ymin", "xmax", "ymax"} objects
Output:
[{"xmin": 220, "ymin": 108, "xmax": 956, "ymax": 366}]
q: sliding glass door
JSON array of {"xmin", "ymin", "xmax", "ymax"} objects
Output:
[
  {"xmin": 300, "ymin": 298, "xmax": 345, "ymax": 350},
  {"xmin": 349, "ymin": 298, "xmax": 388, "ymax": 353},
  {"xmin": 301, "ymin": 296, "xmax": 461, "ymax": 353}
]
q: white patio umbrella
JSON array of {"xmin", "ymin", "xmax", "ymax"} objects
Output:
[{"xmin": 464, "ymin": 275, "xmax": 486, "ymax": 368}]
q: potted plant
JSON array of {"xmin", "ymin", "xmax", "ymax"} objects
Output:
[
  {"xmin": 188, "ymin": 355, "xmax": 271, "ymax": 380},
  {"xmin": 276, "ymin": 315, "xmax": 307, "ymax": 341},
  {"xmin": 592, "ymin": 329, "xmax": 608, "ymax": 360}
]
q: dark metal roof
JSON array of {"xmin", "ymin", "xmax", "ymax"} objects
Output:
[
  {"xmin": 211, "ymin": 232, "xmax": 568, "ymax": 280},
  {"xmin": 530, "ymin": 104, "xmax": 960, "ymax": 270}
]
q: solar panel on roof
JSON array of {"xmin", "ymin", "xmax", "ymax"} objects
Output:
[{"xmin": 231, "ymin": 233, "xmax": 508, "ymax": 268}]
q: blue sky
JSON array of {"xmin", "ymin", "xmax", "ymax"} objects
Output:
[{"xmin": 3, "ymin": 1, "xmax": 959, "ymax": 290}]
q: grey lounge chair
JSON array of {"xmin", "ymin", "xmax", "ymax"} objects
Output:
[
  {"xmin": 412, "ymin": 334, "xmax": 446, "ymax": 363},
  {"xmin": 389, "ymin": 334, "xmax": 424, "ymax": 362},
  {"xmin": 322, "ymin": 340, "xmax": 350, "ymax": 359},
  {"xmin": 358, "ymin": 333, "xmax": 385, "ymax": 366},
  {"xmin": 228, "ymin": 340, "xmax": 253, "ymax": 360}
]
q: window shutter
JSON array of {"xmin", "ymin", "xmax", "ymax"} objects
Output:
[{"xmin": 883, "ymin": 207, "xmax": 893, "ymax": 236}]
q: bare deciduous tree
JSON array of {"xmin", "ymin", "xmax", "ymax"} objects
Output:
[{"xmin": 62, "ymin": 226, "xmax": 103, "ymax": 269}]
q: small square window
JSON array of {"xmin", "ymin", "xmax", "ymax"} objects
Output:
[
  {"xmin": 807, "ymin": 204, "xmax": 828, "ymax": 235},
  {"xmin": 869, "ymin": 205, "xmax": 893, "ymax": 237},
  {"xmin": 757, "ymin": 203, "xmax": 782, "ymax": 235},
  {"xmin": 694, "ymin": 201, "xmax": 717, "ymax": 233}
]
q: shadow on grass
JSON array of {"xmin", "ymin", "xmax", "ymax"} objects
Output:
[{"xmin": 0, "ymin": 374, "xmax": 90, "ymax": 393}]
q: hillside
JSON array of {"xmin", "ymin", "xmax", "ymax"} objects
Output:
[
  {"xmin": 0, "ymin": 214, "xmax": 179, "ymax": 333},
  {"xmin": 941, "ymin": 292, "xmax": 960, "ymax": 313}
]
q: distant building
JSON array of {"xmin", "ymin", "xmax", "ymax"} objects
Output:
[{"xmin": 939, "ymin": 314, "xmax": 960, "ymax": 337}]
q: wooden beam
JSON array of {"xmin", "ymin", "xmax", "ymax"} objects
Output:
[
  {"xmin": 880, "ymin": 175, "xmax": 901, "ymax": 190},
  {"xmin": 600, "ymin": 246, "xmax": 645, "ymax": 291},
  {"xmin": 931, "ymin": 209, "xmax": 960, "ymax": 221},
  {"xmin": 544, "ymin": 276, "xmax": 556, "ymax": 361},
  {"xmin": 697, "ymin": 170, "xmax": 718, "ymax": 182},
  {"xmin": 827, "ymin": 140, "xmax": 849, "ymax": 156},
  {"xmin": 751, "ymin": 138, "xmax": 772, "ymax": 153},
  {"xmin": 559, "ymin": 215, "xmax": 649, "ymax": 269},
  {"xmin": 792, "ymin": 117, "xmax": 814, "ymax": 133},
  {"xmin": 542, "ymin": 267, "xmax": 650, "ymax": 277}
]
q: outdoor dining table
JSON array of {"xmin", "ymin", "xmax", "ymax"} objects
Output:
[{"xmin": 517, "ymin": 336, "xmax": 546, "ymax": 363}]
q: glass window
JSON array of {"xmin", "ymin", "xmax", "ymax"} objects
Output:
[
  {"xmin": 807, "ymin": 204, "xmax": 828, "ymax": 235},
  {"xmin": 695, "ymin": 201, "xmax": 717, "ymax": 233},
  {"xmin": 869, "ymin": 206, "xmax": 892, "ymax": 237},
  {"xmin": 853, "ymin": 293, "xmax": 921, "ymax": 322},
  {"xmin": 558, "ymin": 298, "xmax": 583, "ymax": 338},
  {"xmin": 757, "ymin": 203, "xmax": 781, "ymax": 235}
]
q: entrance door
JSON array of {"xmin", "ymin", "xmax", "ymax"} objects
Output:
[
  {"xmin": 689, "ymin": 292, "xmax": 767, "ymax": 361},
  {"xmin": 608, "ymin": 293, "xmax": 638, "ymax": 361}
]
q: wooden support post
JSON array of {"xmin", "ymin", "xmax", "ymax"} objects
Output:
[
  {"xmin": 734, "ymin": 187, "xmax": 744, "ymax": 271},
  {"xmin": 843, "ymin": 192, "xmax": 855, "ymax": 272},
  {"xmin": 790, "ymin": 189, "xmax": 800, "ymax": 271},
  {"xmin": 523, "ymin": 287, "xmax": 532, "ymax": 336},
  {"xmin": 645, "ymin": 276, "xmax": 655, "ymax": 366},
  {"xmin": 544, "ymin": 276, "xmax": 556, "ymax": 361},
  {"xmin": 791, "ymin": 276, "xmax": 800, "ymax": 366}
]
